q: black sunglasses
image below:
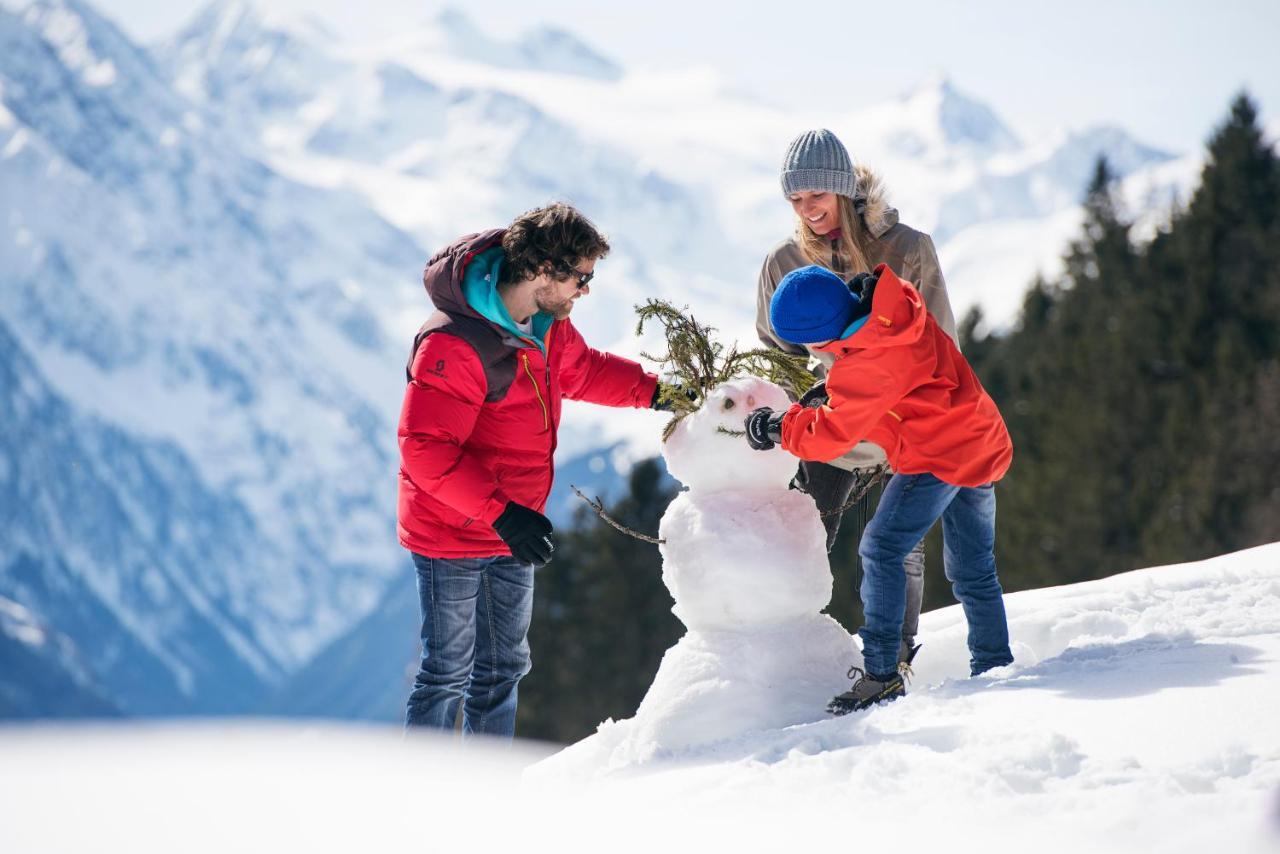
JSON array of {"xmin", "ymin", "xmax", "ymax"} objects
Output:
[{"xmin": 554, "ymin": 262, "xmax": 595, "ymax": 289}]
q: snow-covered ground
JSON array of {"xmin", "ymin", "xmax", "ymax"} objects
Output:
[{"xmin": 3, "ymin": 543, "xmax": 1277, "ymax": 853}]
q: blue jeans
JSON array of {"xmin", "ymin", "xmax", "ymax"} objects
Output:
[
  {"xmin": 405, "ymin": 553, "xmax": 534, "ymax": 740},
  {"xmin": 858, "ymin": 473, "xmax": 1013, "ymax": 678}
]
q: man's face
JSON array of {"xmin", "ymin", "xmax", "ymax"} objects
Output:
[{"xmin": 533, "ymin": 259, "xmax": 596, "ymax": 320}]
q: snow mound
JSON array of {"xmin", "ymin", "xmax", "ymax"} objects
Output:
[{"xmin": 530, "ymin": 541, "xmax": 1280, "ymax": 854}]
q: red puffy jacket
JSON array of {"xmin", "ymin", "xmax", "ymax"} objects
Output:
[
  {"xmin": 780, "ymin": 265, "xmax": 1012, "ymax": 487},
  {"xmin": 398, "ymin": 232, "xmax": 657, "ymax": 558}
]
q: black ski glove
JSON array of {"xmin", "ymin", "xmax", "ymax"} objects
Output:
[
  {"xmin": 848, "ymin": 270, "xmax": 880, "ymax": 300},
  {"xmin": 744, "ymin": 407, "xmax": 784, "ymax": 451},
  {"xmin": 799, "ymin": 380, "xmax": 829, "ymax": 408},
  {"xmin": 492, "ymin": 501, "xmax": 555, "ymax": 566},
  {"xmin": 651, "ymin": 381, "xmax": 699, "ymax": 412}
]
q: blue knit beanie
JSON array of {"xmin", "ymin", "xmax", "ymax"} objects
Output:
[{"xmin": 770, "ymin": 265, "xmax": 860, "ymax": 344}]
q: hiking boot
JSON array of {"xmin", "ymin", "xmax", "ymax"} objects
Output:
[{"xmin": 826, "ymin": 667, "xmax": 906, "ymax": 716}]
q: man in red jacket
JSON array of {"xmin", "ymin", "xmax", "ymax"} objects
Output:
[
  {"xmin": 744, "ymin": 263, "xmax": 1015, "ymax": 714},
  {"xmin": 399, "ymin": 203, "xmax": 664, "ymax": 738}
]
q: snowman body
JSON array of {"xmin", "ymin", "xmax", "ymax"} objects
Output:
[{"xmin": 621, "ymin": 376, "xmax": 858, "ymax": 754}]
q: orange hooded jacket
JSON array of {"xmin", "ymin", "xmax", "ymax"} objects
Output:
[{"xmin": 780, "ymin": 264, "xmax": 1013, "ymax": 487}]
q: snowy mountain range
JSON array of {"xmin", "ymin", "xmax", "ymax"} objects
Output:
[{"xmin": 0, "ymin": 0, "xmax": 1215, "ymax": 718}]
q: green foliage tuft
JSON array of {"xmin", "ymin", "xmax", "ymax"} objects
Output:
[{"xmin": 636, "ymin": 298, "xmax": 814, "ymax": 440}]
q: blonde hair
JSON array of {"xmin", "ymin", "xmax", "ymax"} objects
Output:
[{"xmin": 794, "ymin": 194, "xmax": 873, "ymax": 278}]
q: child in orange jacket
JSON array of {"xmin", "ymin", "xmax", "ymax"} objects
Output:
[{"xmin": 744, "ymin": 263, "xmax": 1014, "ymax": 714}]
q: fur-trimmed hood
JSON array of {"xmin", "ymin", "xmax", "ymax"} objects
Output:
[{"xmin": 853, "ymin": 165, "xmax": 898, "ymax": 239}]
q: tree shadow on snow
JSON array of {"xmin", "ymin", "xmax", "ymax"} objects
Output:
[{"xmin": 969, "ymin": 633, "xmax": 1265, "ymax": 701}]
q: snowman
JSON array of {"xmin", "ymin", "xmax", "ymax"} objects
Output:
[{"xmin": 545, "ymin": 375, "xmax": 859, "ymax": 771}]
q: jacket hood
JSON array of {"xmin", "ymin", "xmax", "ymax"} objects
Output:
[
  {"xmin": 816, "ymin": 264, "xmax": 926, "ymax": 355},
  {"xmin": 854, "ymin": 165, "xmax": 898, "ymax": 239},
  {"xmin": 422, "ymin": 229, "xmax": 505, "ymax": 317},
  {"xmin": 422, "ymin": 228, "xmax": 553, "ymax": 350}
]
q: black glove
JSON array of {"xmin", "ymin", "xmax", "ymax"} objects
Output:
[
  {"xmin": 492, "ymin": 501, "xmax": 554, "ymax": 566},
  {"xmin": 744, "ymin": 407, "xmax": 784, "ymax": 451},
  {"xmin": 848, "ymin": 270, "xmax": 880, "ymax": 300},
  {"xmin": 799, "ymin": 380, "xmax": 829, "ymax": 408},
  {"xmin": 651, "ymin": 381, "xmax": 699, "ymax": 412}
]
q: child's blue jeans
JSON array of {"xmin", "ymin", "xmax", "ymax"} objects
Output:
[{"xmin": 858, "ymin": 472, "xmax": 1013, "ymax": 678}]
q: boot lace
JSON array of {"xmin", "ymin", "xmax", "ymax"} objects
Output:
[{"xmin": 846, "ymin": 664, "xmax": 911, "ymax": 685}]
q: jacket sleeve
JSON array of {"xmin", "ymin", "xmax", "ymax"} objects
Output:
[
  {"xmin": 780, "ymin": 356, "xmax": 905, "ymax": 463},
  {"xmin": 399, "ymin": 333, "xmax": 510, "ymax": 524},
  {"xmin": 904, "ymin": 234, "xmax": 959, "ymax": 347},
  {"xmin": 556, "ymin": 320, "xmax": 658, "ymax": 408}
]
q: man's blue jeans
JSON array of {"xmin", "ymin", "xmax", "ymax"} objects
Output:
[
  {"xmin": 405, "ymin": 553, "xmax": 534, "ymax": 740},
  {"xmin": 858, "ymin": 473, "xmax": 1013, "ymax": 678}
]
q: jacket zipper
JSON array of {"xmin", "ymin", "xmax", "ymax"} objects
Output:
[
  {"xmin": 541, "ymin": 330, "xmax": 557, "ymax": 511},
  {"xmin": 521, "ymin": 352, "xmax": 550, "ymax": 431}
]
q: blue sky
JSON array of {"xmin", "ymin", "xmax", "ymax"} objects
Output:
[{"xmin": 93, "ymin": 0, "xmax": 1279, "ymax": 154}]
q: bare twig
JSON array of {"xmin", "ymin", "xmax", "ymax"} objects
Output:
[{"xmin": 570, "ymin": 485, "xmax": 666, "ymax": 545}]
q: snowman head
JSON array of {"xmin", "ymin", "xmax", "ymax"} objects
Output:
[{"xmin": 663, "ymin": 376, "xmax": 800, "ymax": 494}]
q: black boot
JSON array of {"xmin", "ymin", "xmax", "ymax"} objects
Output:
[{"xmin": 826, "ymin": 667, "xmax": 906, "ymax": 716}]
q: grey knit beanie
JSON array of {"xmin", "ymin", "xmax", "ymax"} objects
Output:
[{"xmin": 780, "ymin": 129, "xmax": 857, "ymax": 198}]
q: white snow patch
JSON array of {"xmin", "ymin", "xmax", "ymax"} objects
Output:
[
  {"xmin": 82, "ymin": 58, "xmax": 116, "ymax": 87},
  {"xmin": 940, "ymin": 208, "xmax": 1081, "ymax": 330},
  {"xmin": 0, "ymin": 595, "xmax": 46, "ymax": 647},
  {"xmin": 3, "ymin": 126, "xmax": 29, "ymax": 158}
]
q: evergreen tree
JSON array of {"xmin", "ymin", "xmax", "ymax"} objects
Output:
[
  {"xmin": 1137, "ymin": 93, "xmax": 1280, "ymax": 562},
  {"xmin": 518, "ymin": 459, "xmax": 681, "ymax": 743},
  {"xmin": 965, "ymin": 92, "xmax": 1280, "ymax": 593}
]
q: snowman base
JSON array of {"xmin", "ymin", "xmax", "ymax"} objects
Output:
[
  {"xmin": 539, "ymin": 613, "xmax": 858, "ymax": 776},
  {"xmin": 632, "ymin": 612, "xmax": 858, "ymax": 751}
]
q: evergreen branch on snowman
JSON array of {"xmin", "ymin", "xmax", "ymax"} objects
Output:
[{"xmin": 635, "ymin": 298, "xmax": 816, "ymax": 441}]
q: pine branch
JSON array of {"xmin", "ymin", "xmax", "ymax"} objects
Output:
[
  {"xmin": 723, "ymin": 347, "xmax": 817, "ymax": 395},
  {"xmin": 635, "ymin": 299, "xmax": 814, "ymax": 441}
]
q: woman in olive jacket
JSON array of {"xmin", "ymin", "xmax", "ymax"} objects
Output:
[{"xmin": 755, "ymin": 128, "xmax": 958, "ymax": 665}]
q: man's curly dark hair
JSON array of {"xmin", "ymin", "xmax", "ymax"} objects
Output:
[{"xmin": 499, "ymin": 203, "xmax": 610, "ymax": 286}]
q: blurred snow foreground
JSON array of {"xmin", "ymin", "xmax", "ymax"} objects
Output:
[
  {"xmin": 1, "ymin": 380, "xmax": 1278, "ymax": 848},
  {"xmin": 3, "ymin": 538, "xmax": 1279, "ymax": 851}
]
